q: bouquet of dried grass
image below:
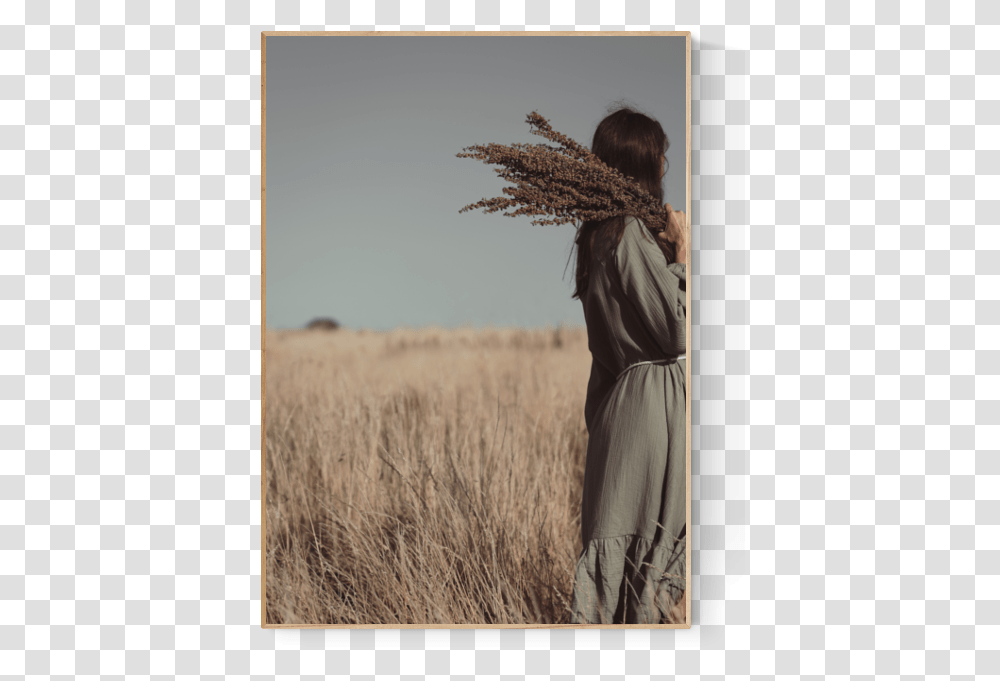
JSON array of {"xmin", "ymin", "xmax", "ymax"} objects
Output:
[{"xmin": 457, "ymin": 112, "xmax": 687, "ymax": 261}]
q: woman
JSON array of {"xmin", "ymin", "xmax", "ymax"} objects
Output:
[{"xmin": 569, "ymin": 107, "xmax": 688, "ymax": 624}]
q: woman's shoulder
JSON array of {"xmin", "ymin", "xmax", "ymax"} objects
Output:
[
  {"xmin": 624, "ymin": 214, "xmax": 658, "ymax": 232},
  {"xmin": 613, "ymin": 217, "xmax": 659, "ymax": 275},
  {"xmin": 620, "ymin": 216, "xmax": 657, "ymax": 247}
]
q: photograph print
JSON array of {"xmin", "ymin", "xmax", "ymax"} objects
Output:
[{"xmin": 262, "ymin": 32, "xmax": 692, "ymax": 627}]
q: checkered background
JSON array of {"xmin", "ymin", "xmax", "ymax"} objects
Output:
[{"xmin": 1, "ymin": 0, "xmax": 997, "ymax": 677}]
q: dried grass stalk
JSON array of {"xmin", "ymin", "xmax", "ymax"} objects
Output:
[{"xmin": 458, "ymin": 112, "xmax": 685, "ymax": 253}]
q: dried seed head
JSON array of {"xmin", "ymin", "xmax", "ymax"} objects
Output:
[{"xmin": 458, "ymin": 112, "xmax": 678, "ymax": 244}]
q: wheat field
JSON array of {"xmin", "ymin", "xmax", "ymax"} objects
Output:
[{"xmin": 264, "ymin": 325, "xmax": 685, "ymax": 625}]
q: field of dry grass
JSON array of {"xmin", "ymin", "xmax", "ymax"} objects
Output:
[{"xmin": 264, "ymin": 325, "xmax": 685, "ymax": 625}]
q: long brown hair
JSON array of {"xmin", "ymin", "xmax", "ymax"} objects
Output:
[{"xmin": 572, "ymin": 106, "xmax": 670, "ymax": 300}]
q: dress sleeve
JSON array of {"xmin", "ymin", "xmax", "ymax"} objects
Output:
[{"xmin": 613, "ymin": 217, "xmax": 687, "ymax": 358}]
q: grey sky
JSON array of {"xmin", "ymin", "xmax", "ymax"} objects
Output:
[{"xmin": 265, "ymin": 35, "xmax": 688, "ymax": 330}]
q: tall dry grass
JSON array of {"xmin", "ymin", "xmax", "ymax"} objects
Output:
[{"xmin": 264, "ymin": 325, "xmax": 685, "ymax": 625}]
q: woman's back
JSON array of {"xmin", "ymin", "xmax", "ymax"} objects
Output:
[{"xmin": 580, "ymin": 216, "xmax": 687, "ymax": 430}]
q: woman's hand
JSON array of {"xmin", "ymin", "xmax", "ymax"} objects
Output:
[
  {"xmin": 671, "ymin": 208, "xmax": 688, "ymax": 265},
  {"xmin": 656, "ymin": 202, "xmax": 689, "ymax": 265}
]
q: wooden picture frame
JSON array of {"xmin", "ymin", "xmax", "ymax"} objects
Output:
[{"xmin": 262, "ymin": 31, "xmax": 692, "ymax": 628}]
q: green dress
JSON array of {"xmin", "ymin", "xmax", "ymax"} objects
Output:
[{"xmin": 570, "ymin": 216, "xmax": 687, "ymax": 624}]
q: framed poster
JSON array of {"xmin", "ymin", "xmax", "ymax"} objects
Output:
[{"xmin": 262, "ymin": 31, "xmax": 691, "ymax": 628}]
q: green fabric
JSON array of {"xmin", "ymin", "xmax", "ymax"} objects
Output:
[{"xmin": 570, "ymin": 217, "xmax": 687, "ymax": 625}]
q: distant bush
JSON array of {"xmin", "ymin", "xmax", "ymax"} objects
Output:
[{"xmin": 306, "ymin": 317, "xmax": 340, "ymax": 331}]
